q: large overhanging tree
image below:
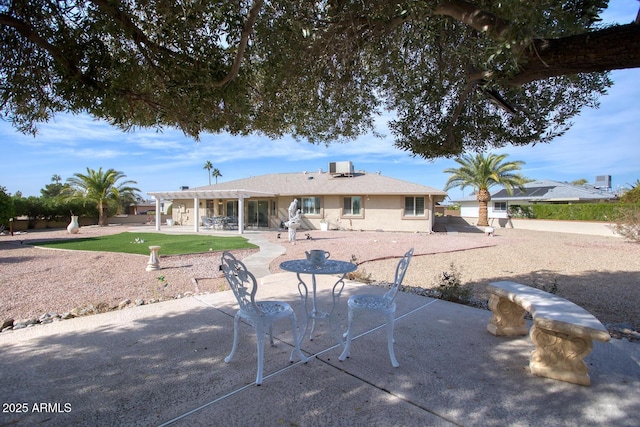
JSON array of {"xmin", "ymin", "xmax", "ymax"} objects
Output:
[{"xmin": 1, "ymin": 1, "xmax": 639, "ymax": 158}]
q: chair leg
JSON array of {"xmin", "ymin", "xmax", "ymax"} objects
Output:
[
  {"xmin": 338, "ymin": 308, "xmax": 354, "ymax": 362},
  {"xmin": 268, "ymin": 324, "xmax": 275, "ymax": 347},
  {"xmin": 386, "ymin": 313, "xmax": 399, "ymax": 368},
  {"xmin": 255, "ymin": 323, "xmax": 266, "ymax": 385},
  {"xmin": 224, "ymin": 313, "xmax": 241, "ymax": 363}
]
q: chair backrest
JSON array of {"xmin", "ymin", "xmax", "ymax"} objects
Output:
[
  {"xmin": 202, "ymin": 216, "xmax": 213, "ymax": 225},
  {"xmin": 220, "ymin": 251, "xmax": 263, "ymax": 316},
  {"xmin": 383, "ymin": 248, "xmax": 414, "ymax": 304}
]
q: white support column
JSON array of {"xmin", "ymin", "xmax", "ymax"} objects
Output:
[
  {"xmin": 428, "ymin": 194, "xmax": 434, "ymax": 232},
  {"xmin": 155, "ymin": 198, "xmax": 161, "ymax": 231},
  {"xmin": 193, "ymin": 197, "xmax": 200, "ymax": 232},
  {"xmin": 238, "ymin": 195, "xmax": 245, "ymax": 234}
]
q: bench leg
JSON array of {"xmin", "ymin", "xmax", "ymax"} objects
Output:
[
  {"xmin": 486, "ymin": 294, "xmax": 528, "ymax": 336},
  {"xmin": 529, "ymin": 325, "xmax": 593, "ymax": 386}
]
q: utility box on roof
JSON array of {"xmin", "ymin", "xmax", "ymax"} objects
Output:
[{"xmin": 329, "ymin": 161, "xmax": 354, "ymax": 176}]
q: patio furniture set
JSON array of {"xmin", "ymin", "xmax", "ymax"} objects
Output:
[
  {"xmin": 220, "ymin": 248, "xmax": 610, "ymax": 387},
  {"xmin": 201, "ymin": 216, "xmax": 238, "ymax": 230},
  {"xmin": 220, "ymin": 248, "xmax": 414, "ymax": 385}
]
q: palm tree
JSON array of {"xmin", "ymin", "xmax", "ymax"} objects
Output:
[
  {"xmin": 212, "ymin": 168, "xmax": 222, "ymax": 184},
  {"xmin": 444, "ymin": 153, "xmax": 527, "ymax": 227},
  {"xmin": 67, "ymin": 167, "xmax": 140, "ymax": 226},
  {"xmin": 203, "ymin": 161, "xmax": 213, "ymax": 185},
  {"xmin": 51, "ymin": 174, "xmax": 62, "ymax": 184}
]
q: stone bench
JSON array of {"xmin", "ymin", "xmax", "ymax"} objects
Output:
[{"xmin": 486, "ymin": 281, "xmax": 611, "ymax": 386}]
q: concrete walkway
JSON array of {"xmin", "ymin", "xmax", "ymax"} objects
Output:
[
  {"xmin": 241, "ymin": 232, "xmax": 287, "ymax": 279},
  {"xmin": 1, "ymin": 232, "xmax": 638, "ymax": 426}
]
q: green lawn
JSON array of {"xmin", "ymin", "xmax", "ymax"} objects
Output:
[{"xmin": 34, "ymin": 232, "xmax": 257, "ymax": 255}]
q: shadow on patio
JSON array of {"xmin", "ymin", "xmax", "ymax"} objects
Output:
[{"xmin": 0, "ymin": 275, "xmax": 638, "ymax": 426}]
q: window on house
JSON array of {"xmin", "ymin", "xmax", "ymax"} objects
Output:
[
  {"xmin": 494, "ymin": 202, "xmax": 507, "ymax": 211},
  {"xmin": 301, "ymin": 196, "xmax": 321, "ymax": 215},
  {"xmin": 226, "ymin": 200, "xmax": 238, "ymax": 217},
  {"xmin": 404, "ymin": 197, "xmax": 425, "ymax": 216},
  {"xmin": 343, "ymin": 196, "xmax": 362, "ymax": 216}
]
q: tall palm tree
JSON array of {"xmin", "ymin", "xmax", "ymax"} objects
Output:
[
  {"xmin": 444, "ymin": 153, "xmax": 527, "ymax": 227},
  {"xmin": 51, "ymin": 174, "xmax": 62, "ymax": 184},
  {"xmin": 67, "ymin": 167, "xmax": 140, "ymax": 226},
  {"xmin": 212, "ymin": 168, "xmax": 222, "ymax": 184},
  {"xmin": 203, "ymin": 161, "xmax": 213, "ymax": 185}
]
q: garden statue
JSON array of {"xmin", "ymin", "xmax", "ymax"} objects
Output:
[
  {"xmin": 288, "ymin": 199, "xmax": 298, "ymax": 219},
  {"xmin": 284, "ymin": 199, "xmax": 301, "ymax": 244}
]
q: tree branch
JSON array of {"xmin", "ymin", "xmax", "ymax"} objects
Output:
[
  {"xmin": 214, "ymin": 0, "xmax": 265, "ymax": 87},
  {"xmin": 433, "ymin": 0, "xmax": 511, "ymax": 39},
  {"xmin": 0, "ymin": 13, "xmax": 88, "ymax": 83},
  {"xmin": 508, "ymin": 23, "xmax": 640, "ymax": 85},
  {"xmin": 89, "ymin": 0, "xmax": 180, "ymax": 68}
]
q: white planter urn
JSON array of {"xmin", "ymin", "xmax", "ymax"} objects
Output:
[{"xmin": 67, "ymin": 216, "xmax": 80, "ymax": 234}]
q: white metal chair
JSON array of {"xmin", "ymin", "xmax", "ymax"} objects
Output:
[
  {"xmin": 221, "ymin": 251, "xmax": 308, "ymax": 385},
  {"xmin": 338, "ymin": 248, "xmax": 414, "ymax": 367}
]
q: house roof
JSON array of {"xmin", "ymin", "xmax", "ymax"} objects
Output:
[
  {"xmin": 197, "ymin": 171, "xmax": 447, "ymax": 197},
  {"xmin": 490, "ymin": 180, "xmax": 617, "ymax": 202},
  {"xmin": 149, "ymin": 171, "xmax": 447, "ymax": 200}
]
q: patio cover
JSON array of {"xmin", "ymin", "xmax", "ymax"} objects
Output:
[{"xmin": 147, "ymin": 189, "xmax": 277, "ymax": 234}]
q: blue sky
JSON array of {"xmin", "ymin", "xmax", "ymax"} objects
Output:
[{"xmin": 2, "ymin": 0, "xmax": 638, "ymax": 202}]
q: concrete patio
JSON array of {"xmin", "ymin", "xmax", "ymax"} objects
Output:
[{"xmin": 1, "ymin": 271, "xmax": 638, "ymax": 426}]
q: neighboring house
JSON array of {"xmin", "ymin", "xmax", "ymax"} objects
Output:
[
  {"xmin": 127, "ymin": 199, "xmax": 170, "ymax": 215},
  {"xmin": 148, "ymin": 161, "xmax": 447, "ymax": 234},
  {"xmin": 458, "ymin": 179, "xmax": 617, "ymax": 221}
]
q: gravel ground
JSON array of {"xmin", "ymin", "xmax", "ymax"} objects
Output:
[{"xmin": 1, "ymin": 225, "xmax": 639, "ymax": 336}]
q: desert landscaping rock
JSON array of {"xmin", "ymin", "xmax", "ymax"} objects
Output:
[{"xmin": 1, "ymin": 225, "xmax": 638, "ymax": 339}]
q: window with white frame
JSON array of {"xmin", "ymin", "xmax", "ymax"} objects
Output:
[
  {"xmin": 494, "ymin": 202, "xmax": 507, "ymax": 211},
  {"xmin": 404, "ymin": 196, "xmax": 425, "ymax": 216},
  {"xmin": 301, "ymin": 196, "xmax": 321, "ymax": 215},
  {"xmin": 343, "ymin": 196, "xmax": 362, "ymax": 216}
]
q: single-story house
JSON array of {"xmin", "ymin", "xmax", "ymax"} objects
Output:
[
  {"xmin": 147, "ymin": 161, "xmax": 447, "ymax": 234},
  {"xmin": 458, "ymin": 179, "xmax": 617, "ymax": 220}
]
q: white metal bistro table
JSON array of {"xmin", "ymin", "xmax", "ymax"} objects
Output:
[{"xmin": 279, "ymin": 259, "xmax": 357, "ymax": 345}]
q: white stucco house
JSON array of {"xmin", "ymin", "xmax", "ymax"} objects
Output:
[
  {"xmin": 457, "ymin": 179, "xmax": 617, "ymax": 221},
  {"xmin": 148, "ymin": 161, "xmax": 447, "ymax": 234}
]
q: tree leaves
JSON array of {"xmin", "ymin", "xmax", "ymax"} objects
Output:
[{"xmin": 0, "ymin": 0, "xmax": 629, "ymax": 157}]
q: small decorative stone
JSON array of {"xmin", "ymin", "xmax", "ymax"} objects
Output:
[
  {"xmin": 1, "ymin": 318, "xmax": 14, "ymax": 330},
  {"xmin": 118, "ymin": 299, "xmax": 131, "ymax": 309},
  {"xmin": 135, "ymin": 299, "xmax": 145, "ymax": 306}
]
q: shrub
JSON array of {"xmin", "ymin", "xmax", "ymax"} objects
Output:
[
  {"xmin": 436, "ymin": 262, "xmax": 471, "ymax": 303},
  {"xmin": 507, "ymin": 203, "xmax": 636, "ymax": 222},
  {"xmin": 613, "ymin": 205, "xmax": 640, "ymax": 242},
  {"xmin": 347, "ymin": 255, "xmax": 373, "ymax": 283}
]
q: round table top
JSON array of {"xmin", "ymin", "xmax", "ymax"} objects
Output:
[{"xmin": 280, "ymin": 259, "xmax": 357, "ymax": 275}]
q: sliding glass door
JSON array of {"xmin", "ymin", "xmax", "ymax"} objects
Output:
[{"xmin": 246, "ymin": 200, "xmax": 269, "ymax": 228}]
